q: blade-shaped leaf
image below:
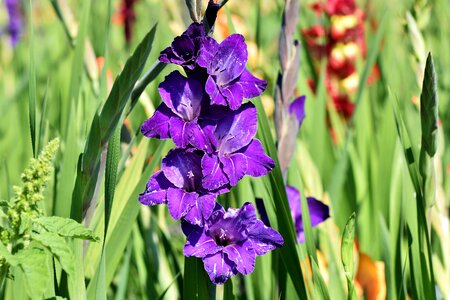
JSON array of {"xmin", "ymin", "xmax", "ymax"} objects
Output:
[
  {"xmin": 98, "ymin": 25, "xmax": 157, "ymax": 145},
  {"xmin": 254, "ymin": 99, "xmax": 308, "ymax": 299},
  {"xmin": 341, "ymin": 212, "xmax": 357, "ymax": 300}
]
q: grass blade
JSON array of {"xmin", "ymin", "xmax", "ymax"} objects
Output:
[{"xmin": 254, "ymin": 99, "xmax": 308, "ymax": 299}]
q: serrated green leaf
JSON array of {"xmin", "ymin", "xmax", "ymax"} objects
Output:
[
  {"xmin": 35, "ymin": 216, "xmax": 99, "ymax": 241},
  {"xmin": 31, "ymin": 232, "xmax": 75, "ymax": 276},
  {"xmin": 14, "ymin": 246, "xmax": 50, "ymax": 300},
  {"xmin": 0, "ymin": 243, "xmax": 17, "ymax": 267}
]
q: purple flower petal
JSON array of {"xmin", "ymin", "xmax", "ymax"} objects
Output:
[
  {"xmin": 223, "ymin": 240, "xmax": 256, "ymax": 275},
  {"xmin": 220, "ymin": 153, "xmax": 248, "ymax": 186},
  {"xmin": 159, "ymin": 71, "xmax": 204, "ymax": 121},
  {"xmin": 167, "ymin": 187, "xmax": 198, "ymax": 220},
  {"xmin": 202, "ymin": 153, "xmax": 229, "ymax": 190},
  {"xmin": 182, "ymin": 202, "xmax": 283, "ymax": 284},
  {"xmin": 207, "ymin": 203, "xmax": 257, "ymax": 243},
  {"xmin": 221, "ymin": 82, "xmax": 244, "ymax": 110},
  {"xmin": 189, "ymin": 123, "xmax": 213, "ymax": 153},
  {"xmin": 198, "ymin": 36, "xmax": 219, "ymax": 68},
  {"xmin": 184, "ymin": 194, "xmax": 217, "ymax": 226},
  {"xmin": 171, "ymin": 35, "xmax": 196, "ymax": 66},
  {"xmin": 214, "ymin": 102, "xmax": 258, "ymax": 154},
  {"xmin": 138, "ymin": 171, "xmax": 172, "ymax": 206},
  {"xmin": 169, "ymin": 117, "xmax": 194, "ymax": 148},
  {"xmin": 306, "ymin": 197, "xmax": 330, "ymax": 227},
  {"xmin": 140, "ymin": 103, "xmax": 173, "ymax": 139},
  {"xmin": 203, "ymin": 252, "xmax": 237, "ymax": 284},
  {"xmin": 247, "ymin": 220, "xmax": 284, "ymax": 255},
  {"xmin": 162, "ymin": 149, "xmax": 203, "ymax": 190},
  {"xmin": 206, "ymin": 76, "xmax": 227, "ymax": 106},
  {"xmin": 159, "ymin": 23, "xmax": 206, "ymax": 69},
  {"xmin": 209, "ymin": 34, "xmax": 248, "ymax": 86},
  {"xmin": 237, "ymin": 69, "xmax": 267, "ymax": 99},
  {"xmin": 239, "ymin": 139, "xmax": 275, "ymax": 177},
  {"xmin": 289, "ymin": 95, "xmax": 306, "ymax": 126},
  {"xmin": 286, "ymin": 186, "xmax": 329, "ymax": 243},
  {"xmin": 184, "ymin": 22, "xmax": 206, "ymax": 39},
  {"xmin": 184, "ymin": 224, "xmax": 219, "ymax": 258},
  {"xmin": 286, "ymin": 186, "xmax": 301, "ymax": 219}
]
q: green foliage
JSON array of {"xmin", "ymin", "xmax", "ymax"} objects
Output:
[
  {"xmin": 0, "ymin": 140, "xmax": 98, "ymax": 299},
  {"xmin": 34, "ymin": 216, "xmax": 99, "ymax": 241},
  {"xmin": 341, "ymin": 213, "xmax": 357, "ymax": 300}
]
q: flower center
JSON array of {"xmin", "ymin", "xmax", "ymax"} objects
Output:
[
  {"xmin": 185, "ymin": 170, "xmax": 198, "ymax": 192},
  {"xmin": 211, "ymin": 228, "xmax": 234, "ymax": 247}
]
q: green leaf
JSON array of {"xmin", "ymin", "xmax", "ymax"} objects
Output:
[
  {"xmin": 65, "ymin": 0, "xmax": 91, "ymax": 137},
  {"xmin": 183, "ymin": 257, "xmax": 211, "ymax": 300},
  {"xmin": 14, "ymin": 246, "xmax": 51, "ymax": 300},
  {"xmin": 341, "ymin": 212, "xmax": 357, "ymax": 300},
  {"xmin": 253, "ymin": 99, "xmax": 308, "ymax": 299},
  {"xmin": 35, "ymin": 216, "xmax": 99, "ymax": 241},
  {"xmin": 0, "ymin": 243, "xmax": 17, "ymax": 267},
  {"xmin": 71, "ymin": 25, "xmax": 157, "ymax": 222},
  {"xmin": 28, "ymin": 0, "xmax": 37, "ymax": 158},
  {"xmin": 310, "ymin": 257, "xmax": 330, "ymax": 300},
  {"xmin": 31, "ymin": 232, "xmax": 75, "ymax": 276},
  {"xmin": 99, "ymin": 24, "xmax": 157, "ymax": 145},
  {"xmin": 104, "ymin": 126, "xmax": 120, "ymax": 237},
  {"xmin": 223, "ymin": 278, "xmax": 235, "ymax": 300},
  {"xmin": 419, "ymin": 53, "xmax": 438, "ymax": 158},
  {"xmin": 130, "ymin": 61, "xmax": 166, "ymax": 114}
]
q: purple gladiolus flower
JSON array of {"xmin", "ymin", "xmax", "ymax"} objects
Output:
[
  {"xmin": 183, "ymin": 202, "xmax": 283, "ymax": 284},
  {"xmin": 159, "ymin": 22, "xmax": 206, "ymax": 70},
  {"xmin": 4, "ymin": 0, "xmax": 22, "ymax": 46},
  {"xmin": 286, "ymin": 185, "xmax": 329, "ymax": 243},
  {"xmin": 289, "ymin": 95, "xmax": 306, "ymax": 126},
  {"xmin": 198, "ymin": 34, "xmax": 267, "ymax": 110},
  {"xmin": 141, "ymin": 70, "xmax": 213, "ymax": 151},
  {"xmin": 201, "ymin": 102, "xmax": 275, "ymax": 190},
  {"xmin": 139, "ymin": 149, "xmax": 229, "ymax": 226}
]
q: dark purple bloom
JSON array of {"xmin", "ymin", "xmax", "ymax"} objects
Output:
[
  {"xmin": 140, "ymin": 70, "xmax": 212, "ymax": 151},
  {"xmin": 159, "ymin": 23, "xmax": 206, "ymax": 70},
  {"xmin": 139, "ymin": 149, "xmax": 228, "ymax": 226},
  {"xmin": 289, "ymin": 95, "xmax": 306, "ymax": 126},
  {"xmin": 183, "ymin": 202, "xmax": 283, "ymax": 284},
  {"xmin": 4, "ymin": 0, "xmax": 22, "ymax": 46},
  {"xmin": 198, "ymin": 34, "xmax": 267, "ymax": 110},
  {"xmin": 200, "ymin": 103, "xmax": 275, "ymax": 190},
  {"xmin": 286, "ymin": 186, "xmax": 329, "ymax": 243}
]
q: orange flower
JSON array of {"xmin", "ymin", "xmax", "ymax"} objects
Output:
[{"xmin": 355, "ymin": 253, "xmax": 386, "ymax": 300}]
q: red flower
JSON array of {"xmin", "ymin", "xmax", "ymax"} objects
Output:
[{"xmin": 301, "ymin": 0, "xmax": 374, "ymax": 120}]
